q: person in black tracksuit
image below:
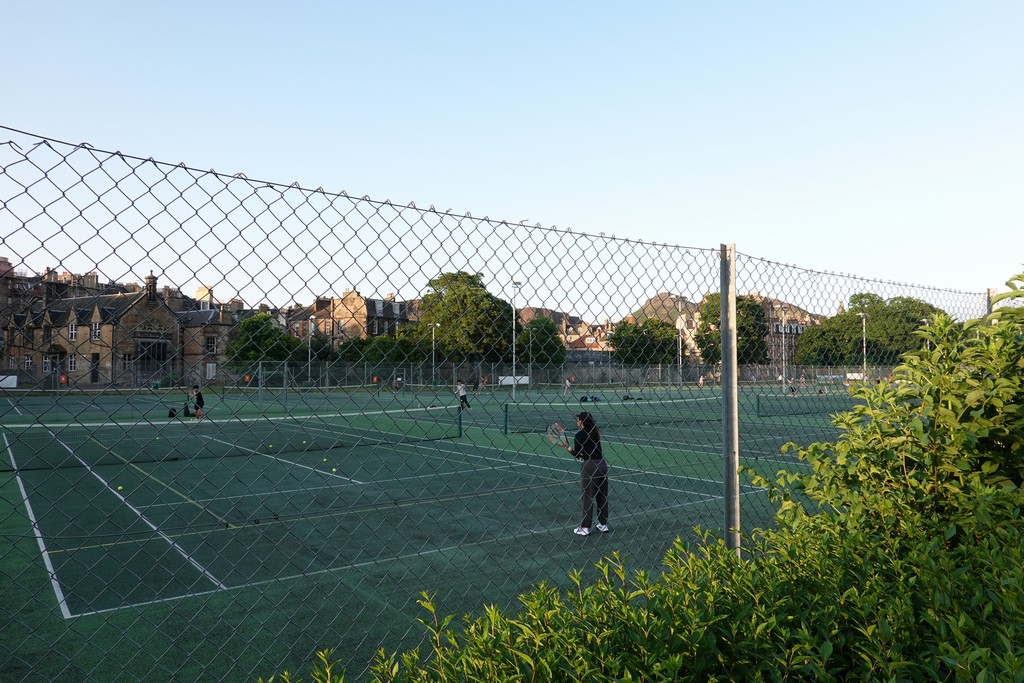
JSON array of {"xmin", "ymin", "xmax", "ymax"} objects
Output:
[
  {"xmin": 192, "ymin": 384, "xmax": 205, "ymax": 420},
  {"xmin": 567, "ymin": 411, "xmax": 609, "ymax": 536}
]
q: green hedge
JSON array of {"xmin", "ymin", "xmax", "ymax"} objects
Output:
[{"xmin": 263, "ymin": 275, "xmax": 1024, "ymax": 683}]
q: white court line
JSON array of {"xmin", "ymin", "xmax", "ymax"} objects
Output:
[
  {"xmin": 147, "ymin": 434, "xmax": 730, "ymax": 513},
  {"xmin": 46, "ymin": 430, "xmax": 227, "ymax": 594},
  {"xmin": 6, "ymin": 398, "xmax": 23, "ymax": 415},
  {"xmin": 4, "ymin": 433, "xmax": 71, "ymax": 619},
  {"xmin": 18, "ymin": 406, "xmax": 776, "ymax": 618},
  {"xmin": 201, "ymin": 435, "xmax": 366, "ymax": 485},
  {"xmin": 68, "ymin": 490, "xmax": 752, "ymax": 618},
  {"xmin": 456, "ymin": 426, "xmax": 754, "ymax": 488}
]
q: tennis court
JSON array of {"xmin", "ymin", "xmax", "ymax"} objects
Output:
[{"xmin": 2, "ymin": 385, "xmax": 843, "ymax": 679}]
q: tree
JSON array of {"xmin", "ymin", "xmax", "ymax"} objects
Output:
[
  {"xmin": 608, "ymin": 319, "xmax": 677, "ymax": 365},
  {"xmin": 416, "ymin": 271, "xmax": 513, "ymax": 362},
  {"xmin": 693, "ymin": 294, "xmax": 769, "ymax": 366},
  {"xmin": 517, "ymin": 316, "xmax": 567, "ymax": 366},
  {"xmin": 793, "ymin": 294, "xmax": 946, "ymax": 366},
  {"xmin": 361, "ymin": 335, "xmax": 418, "ymax": 364},
  {"xmin": 336, "ymin": 337, "xmax": 366, "ymax": 362},
  {"xmin": 224, "ymin": 313, "xmax": 301, "ymax": 367},
  {"xmin": 309, "ymin": 330, "xmax": 338, "ymax": 363}
]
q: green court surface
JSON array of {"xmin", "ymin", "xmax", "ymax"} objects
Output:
[{"xmin": 1, "ymin": 386, "xmax": 844, "ymax": 681}]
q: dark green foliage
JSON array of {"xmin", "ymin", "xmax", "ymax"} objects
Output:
[
  {"xmin": 309, "ymin": 330, "xmax": 339, "ymax": 363},
  {"xmin": 518, "ymin": 316, "xmax": 568, "ymax": 365},
  {"xmin": 608, "ymin": 319, "xmax": 678, "ymax": 365},
  {"xmin": 417, "ymin": 271, "xmax": 513, "ymax": 362},
  {"xmin": 225, "ymin": 313, "xmax": 301, "ymax": 367},
  {"xmin": 793, "ymin": 293, "xmax": 946, "ymax": 366},
  {"xmin": 694, "ymin": 294, "xmax": 769, "ymax": 366}
]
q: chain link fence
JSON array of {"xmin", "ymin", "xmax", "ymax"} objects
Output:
[{"xmin": 0, "ymin": 125, "xmax": 993, "ymax": 681}]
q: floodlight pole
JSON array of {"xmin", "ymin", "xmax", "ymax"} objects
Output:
[
  {"xmin": 431, "ymin": 323, "xmax": 440, "ymax": 387},
  {"xmin": 780, "ymin": 310, "xmax": 787, "ymax": 387},
  {"xmin": 511, "ymin": 281, "xmax": 521, "ymax": 401},
  {"xmin": 675, "ymin": 296, "xmax": 685, "ymax": 388},
  {"xmin": 858, "ymin": 313, "xmax": 867, "ymax": 379},
  {"xmin": 308, "ymin": 315, "xmax": 316, "ymax": 385}
]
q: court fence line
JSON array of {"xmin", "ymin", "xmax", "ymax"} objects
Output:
[{"xmin": 0, "ymin": 125, "xmax": 993, "ymax": 682}]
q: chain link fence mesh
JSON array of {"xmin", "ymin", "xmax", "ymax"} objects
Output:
[{"xmin": 0, "ymin": 125, "xmax": 994, "ymax": 681}]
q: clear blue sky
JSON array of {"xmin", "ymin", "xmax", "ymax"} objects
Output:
[{"xmin": 5, "ymin": 1, "xmax": 1022, "ymax": 296}]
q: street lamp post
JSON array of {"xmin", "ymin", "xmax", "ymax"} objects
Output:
[
  {"xmin": 780, "ymin": 311, "xmax": 787, "ymax": 388},
  {"xmin": 675, "ymin": 297, "xmax": 684, "ymax": 388},
  {"xmin": 858, "ymin": 313, "xmax": 867, "ymax": 379},
  {"xmin": 431, "ymin": 323, "xmax": 440, "ymax": 387},
  {"xmin": 511, "ymin": 281, "xmax": 521, "ymax": 401},
  {"xmin": 308, "ymin": 315, "xmax": 316, "ymax": 386}
]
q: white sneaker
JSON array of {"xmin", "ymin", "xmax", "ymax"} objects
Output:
[
  {"xmin": 596, "ymin": 523, "xmax": 610, "ymax": 533},
  {"xmin": 573, "ymin": 527, "xmax": 590, "ymax": 536}
]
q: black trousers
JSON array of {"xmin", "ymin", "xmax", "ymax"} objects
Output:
[{"xmin": 579, "ymin": 458, "xmax": 609, "ymax": 528}]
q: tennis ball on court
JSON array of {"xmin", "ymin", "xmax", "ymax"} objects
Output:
[
  {"xmin": 332, "ymin": 468, "xmax": 337, "ymax": 472},
  {"xmin": 117, "ymin": 486, "xmax": 123, "ymax": 491},
  {"xmin": 303, "ymin": 440, "xmax": 307, "ymax": 444},
  {"xmin": 268, "ymin": 444, "xmax": 273, "ymax": 449}
]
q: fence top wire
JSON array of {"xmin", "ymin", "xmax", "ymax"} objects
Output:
[
  {"xmin": 737, "ymin": 251, "xmax": 989, "ymax": 322},
  {"xmin": 1, "ymin": 126, "xmax": 726, "ymax": 326}
]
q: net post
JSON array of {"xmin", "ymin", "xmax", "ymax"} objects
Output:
[
  {"xmin": 720, "ymin": 243, "xmax": 741, "ymax": 557},
  {"xmin": 503, "ymin": 403, "xmax": 509, "ymax": 435}
]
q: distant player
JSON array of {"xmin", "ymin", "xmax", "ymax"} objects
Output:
[
  {"xmin": 563, "ymin": 378, "xmax": 572, "ymax": 396},
  {"xmin": 456, "ymin": 379, "xmax": 470, "ymax": 410},
  {"xmin": 192, "ymin": 384, "xmax": 205, "ymax": 420}
]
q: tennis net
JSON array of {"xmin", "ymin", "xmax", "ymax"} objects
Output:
[
  {"xmin": 755, "ymin": 392, "xmax": 858, "ymax": 418},
  {"xmin": 0, "ymin": 405, "xmax": 462, "ymax": 471},
  {"xmin": 503, "ymin": 395, "xmax": 722, "ymax": 435}
]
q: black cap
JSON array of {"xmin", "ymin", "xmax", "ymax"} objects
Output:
[{"xmin": 576, "ymin": 411, "xmax": 591, "ymax": 421}]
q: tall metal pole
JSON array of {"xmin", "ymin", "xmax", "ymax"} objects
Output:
[
  {"xmin": 780, "ymin": 310, "xmax": 787, "ymax": 387},
  {"xmin": 511, "ymin": 281, "xmax": 521, "ymax": 401},
  {"xmin": 720, "ymin": 244, "xmax": 741, "ymax": 556},
  {"xmin": 308, "ymin": 315, "xmax": 316, "ymax": 385},
  {"xmin": 675, "ymin": 296, "xmax": 683, "ymax": 387},
  {"xmin": 431, "ymin": 323, "xmax": 439, "ymax": 387},
  {"xmin": 859, "ymin": 313, "xmax": 867, "ymax": 378}
]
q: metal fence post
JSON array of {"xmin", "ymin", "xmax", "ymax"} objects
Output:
[{"xmin": 720, "ymin": 243, "xmax": 741, "ymax": 556}]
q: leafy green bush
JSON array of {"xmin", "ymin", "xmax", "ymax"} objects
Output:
[{"xmin": 269, "ymin": 276, "xmax": 1024, "ymax": 683}]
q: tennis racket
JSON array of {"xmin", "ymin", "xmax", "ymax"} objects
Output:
[{"xmin": 546, "ymin": 422, "xmax": 569, "ymax": 449}]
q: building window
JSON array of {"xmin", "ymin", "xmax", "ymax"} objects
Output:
[
  {"xmin": 205, "ymin": 362, "xmax": 217, "ymax": 380},
  {"xmin": 122, "ymin": 354, "xmax": 132, "ymax": 370},
  {"xmin": 43, "ymin": 326, "xmax": 52, "ymax": 342},
  {"xmin": 68, "ymin": 323, "xmax": 77, "ymax": 341},
  {"xmin": 205, "ymin": 335, "xmax": 217, "ymax": 354},
  {"xmin": 24, "ymin": 356, "xmax": 33, "ymax": 370},
  {"xmin": 9, "ymin": 357, "xmax": 15, "ymax": 370},
  {"xmin": 43, "ymin": 356, "xmax": 51, "ymax": 373},
  {"xmin": 92, "ymin": 322, "xmax": 101, "ymax": 340},
  {"xmin": 68, "ymin": 356, "xmax": 77, "ymax": 372}
]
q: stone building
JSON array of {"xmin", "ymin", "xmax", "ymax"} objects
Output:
[{"xmin": 1, "ymin": 266, "xmax": 235, "ymax": 389}]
